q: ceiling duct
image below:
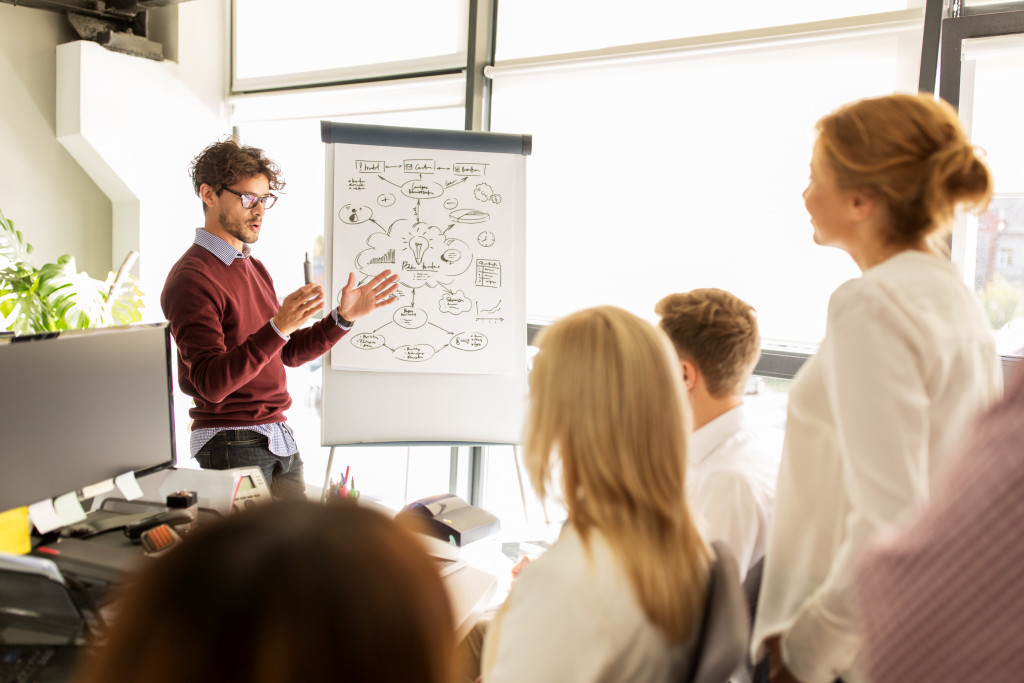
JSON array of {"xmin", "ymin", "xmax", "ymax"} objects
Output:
[{"xmin": 1, "ymin": 0, "xmax": 193, "ymax": 61}]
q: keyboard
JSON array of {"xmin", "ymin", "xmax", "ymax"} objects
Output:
[{"xmin": 0, "ymin": 646, "xmax": 55, "ymax": 683}]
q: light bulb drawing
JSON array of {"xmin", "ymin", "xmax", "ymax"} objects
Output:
[{"xmin": 409, "ymin": 236, "xmax": 429, "ymax": 265}]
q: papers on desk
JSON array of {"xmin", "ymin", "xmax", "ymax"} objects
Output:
[
  {"xmin": 53, "ymin": 493, "xmax": 86, "ymax": 525},
  {"xmin": 25, "ymin": 470, "xmax": 145, "ymax": 535},
  {"xmin": 27, "ymin": 499, "xmax": 64, "ymax": 535},
  {"xmin": 113, "ymin": 472, "xmax": 143, "ymax": 500}
]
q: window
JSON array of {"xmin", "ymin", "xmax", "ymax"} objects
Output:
[
  {"xmin": 941, "ymin": 13, "xmax": 1024, "ymax": 358},
  {"xmin": 490, "ymin": 11, "xmax": 924, "ymax": 346},
  {"xmin": 496, "ymin": 0, "xmax": 922, "ymax": 60},
  {"xmin": 227, "ymin": 3, "xmax": 955, "ymax": 517},
  {"xmin": 233, "ymin": 0, "xmax": 469, "ymax": 91}
]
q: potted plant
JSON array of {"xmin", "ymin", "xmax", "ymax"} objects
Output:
[{"xmin": 0, "ymin": 208, "xmax": 144, "ymax": 334}]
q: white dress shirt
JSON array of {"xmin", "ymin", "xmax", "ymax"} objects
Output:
[
  {"xmin": 751, "ymin": 251, "xmax": 1002, "ymax": 683},
  {"xmin": 688, "ymin": 404, "xmax": 779, "ymax": 581},
  {"xmin": 481, "ymin": 525, "xmax": 700, "ymax": 683}
]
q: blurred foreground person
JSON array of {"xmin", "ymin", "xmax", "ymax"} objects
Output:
[
  {"xmin": 855, "ymin": 368, "xmax": 1024, "ymax": 682},
  {"xmin": 76, "ymin": 501, "xmax": 454, "ymax": 683}
]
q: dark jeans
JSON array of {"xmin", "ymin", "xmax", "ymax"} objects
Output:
[{"xmin": 194, "ymin": 429, "xmax": 307, "ymax": 501}]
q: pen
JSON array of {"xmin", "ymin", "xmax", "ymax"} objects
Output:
[{"xmin": 303, "ymin": 252, "xmax": 312, "ymax": 285}]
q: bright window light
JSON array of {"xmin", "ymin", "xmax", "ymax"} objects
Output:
[{"xmin": 491, "ymin": 25, "xmax": 924, "ymax": 346}]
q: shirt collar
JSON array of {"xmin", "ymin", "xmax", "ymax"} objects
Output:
[
  {"xmin": 690, "ymin": 403, "xmax": 747, "ymax": 466},
  {"xmin": 194, "ymin": 227, "xmax": 250, "ymax": 265}
]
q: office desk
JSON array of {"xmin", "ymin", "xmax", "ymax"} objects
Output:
[
  {"xmin": 443, "ymin": 519, "xmax": 563, "ymax": 639},
  {"xmin": 444, "ymin": 564, "xmax": 499, "ymax": 642}
]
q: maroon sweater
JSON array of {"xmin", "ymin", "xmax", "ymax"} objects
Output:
[{"xmin": 161, "ymin": 244, "xmax": 346, "ymax": 429}]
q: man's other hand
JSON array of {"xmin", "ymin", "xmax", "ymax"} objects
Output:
[{"xmin": 273, "ymin": 284, "xmax": 324, "ymax": 336}]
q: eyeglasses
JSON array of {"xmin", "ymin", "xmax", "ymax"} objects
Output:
[{"xmin": 222, "ymin": 187, "xmax": 278, "ymax": 210}]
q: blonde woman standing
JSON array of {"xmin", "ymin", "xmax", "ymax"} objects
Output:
[
  {"xmin": 752, "ymin": 94, "xmax": 1003, "ymax": 683},
  {"xmin": 480, "ymin": 305, "xmax": 711, "ymax": 683}
]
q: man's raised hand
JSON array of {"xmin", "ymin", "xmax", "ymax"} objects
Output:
[{"xmin": 337, "ymin": 270, "xmax": 400, "ymax": 322}]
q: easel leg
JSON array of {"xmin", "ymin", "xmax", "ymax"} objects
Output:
[{"xmin": 320, "ymin": 445, "xmax": 337, "ymax": 503}]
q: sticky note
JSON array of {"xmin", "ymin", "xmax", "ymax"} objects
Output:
[
  {"xmin": 53, "ymin": 492, "xmax": 87, "ymax": 525},
  {"xmin": 0, "ymin": 507, "xmax": 31, "ymax": 555},
  {"xmin": 28, "ymin": 499, "xmax": 64, "ymax": 534},
  {"xmin": 114, "ymin": 471, "xmax": 144, "ymax": 501}
]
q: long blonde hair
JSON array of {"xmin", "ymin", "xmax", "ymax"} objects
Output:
[{"xmin": 525, "ymin": 305, "xmax": 709, "ymax": 642}]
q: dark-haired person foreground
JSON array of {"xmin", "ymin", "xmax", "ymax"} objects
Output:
[
  {"xmin": 75, "ymin": 501, "xmax": 455, "ymax": 683},
  {"xmin": 750, "ymin": 93, "xmax": 1002, "ymax": 683},
  {"xmin": 161, "ymin": 138, "xmax": 398, "ymax": 498}
]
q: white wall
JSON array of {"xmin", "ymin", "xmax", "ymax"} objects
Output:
[
  {"xmin": 56, "ymin": 0, "xmax": 231, "ymax": 316},
  {"xmin": 0, "ymin": 4, "xmax": 111, "ymax": 277}
]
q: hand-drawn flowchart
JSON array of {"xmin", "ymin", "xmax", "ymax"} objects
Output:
[{"xmin": 330, "ymin": 143, "xmax": 519, "ymax": 374}]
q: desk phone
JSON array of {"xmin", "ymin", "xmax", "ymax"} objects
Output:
[{"xmin": 230, "ymin": 467, "xmax": 272, "ymax": 512}]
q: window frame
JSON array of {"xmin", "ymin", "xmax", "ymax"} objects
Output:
[
  {"xmin": 928, "ymin": 0, "xmax": 1024, "ymax": 375},
  {"xmin": 230, "ymin": 1, "xmax": 473, "ymax": 94}
]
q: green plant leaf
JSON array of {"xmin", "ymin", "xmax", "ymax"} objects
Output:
[
  {"xmin": 0, "ymin": 209, "xmax": 145, "ymax": 333},
  {"xmin": 0, "ymin": 208, "xmax": 34, "ymax": 273}
]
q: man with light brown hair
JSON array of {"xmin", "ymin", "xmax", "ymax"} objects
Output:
[{"xmin": 656, "ymin": 288, "xmax": 778, "ymax": 581}]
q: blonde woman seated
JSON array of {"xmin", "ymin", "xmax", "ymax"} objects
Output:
[{"xmin": 481, "ymin": 305, "xmax": 711, "ymax": 683}]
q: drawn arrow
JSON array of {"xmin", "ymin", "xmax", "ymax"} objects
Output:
[
  {"xmin": 378, "ymin": 174, "xmax": 402, "ymax": 188},
  {"xmin": 440, "ymin": 284, "xmax": 453, "ymax": 295},
  {"xmin": 442, "ymin": 223, "xmax": 455, "ymax": 235},
  {"xmin": 374, "ymin": 321, "xmax": 394, "ymax": 334},
  {"xmin": 429, "ymin": 322, "xmax": 455, "ymax": 335},
  {"xmin": 370, "ymin": 218, "xmax": 388, "ymax": 234},
  {"xmin": 445, "ymin": 177, "xmax": 469, "ymax": 189}
]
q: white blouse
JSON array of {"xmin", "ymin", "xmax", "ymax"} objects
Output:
[
  {"xmin": 751, "ymin": 251, "xmax": 1002, "ymax": 683},
  {"xmin": 481, "ymin": 525, "xmax": 700, "ymax": 683}
]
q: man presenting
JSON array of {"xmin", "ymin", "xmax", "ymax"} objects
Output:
[
  {"xmin": 161, "ymin": 138, "xmax": 398, "ymax": 499},
  {"xmin": 656, "ymin": 288, "xmax": 778, "ymax": 581}
]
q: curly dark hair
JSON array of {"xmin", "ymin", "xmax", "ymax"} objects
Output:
[{"xmin": 189, "ymin": 137, "xmax": 286, "ymax": 203}]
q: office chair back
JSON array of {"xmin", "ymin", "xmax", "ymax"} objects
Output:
[{"xmin": 683, "ymin": 541, "xmax": 750, "ymax": 683}]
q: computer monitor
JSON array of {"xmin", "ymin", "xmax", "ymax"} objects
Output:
[{"xmin": 0, "ymin": 324, "xmax": 176, "ymax": 511}]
